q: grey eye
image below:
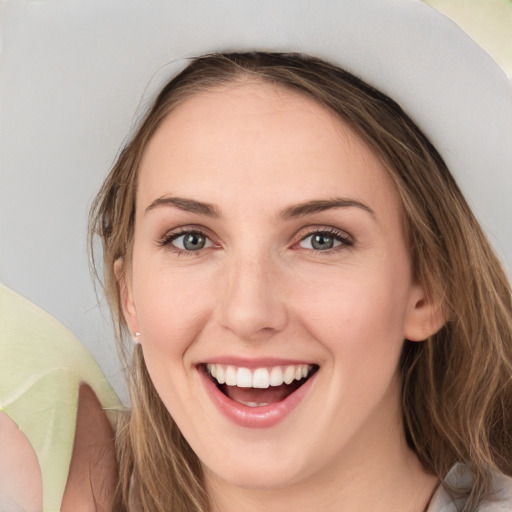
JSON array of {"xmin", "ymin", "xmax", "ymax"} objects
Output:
[
  {"xmin": 172, "ymin": 232, "xmax": 212, "ymax": 251},
  {"xmin": 299, "ymin": 232, "xmax": 347, "ymax": 251},
  {"xmin": 311, "ymin": 234, "xmax": 335, "ymax": 250}
]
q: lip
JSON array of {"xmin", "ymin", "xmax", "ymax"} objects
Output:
[{"xmin": 199, "ymin": 360, "xmax": 318, "ymax": 428}]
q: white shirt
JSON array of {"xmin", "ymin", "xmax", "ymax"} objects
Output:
[{"xmin": 428, "ymin": 465, "xmax": 512, "ymax": 511}]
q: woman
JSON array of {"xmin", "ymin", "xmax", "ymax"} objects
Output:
[{"xmin": 89, "ymin": 52, "xmax": 512, "ymax": 511}]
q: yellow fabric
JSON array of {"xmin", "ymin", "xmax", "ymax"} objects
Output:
[{"xmin": 0, "ymin": 285, "xmax": 121, "ymax": 511}]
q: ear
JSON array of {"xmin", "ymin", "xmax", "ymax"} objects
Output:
[
  {"xmin": 114, "ymin": 258, "xmax": 140, "ymax": 337},
  {"xmin": 404, "ymin": 283, "xmax": 445, "ymax": 342}
]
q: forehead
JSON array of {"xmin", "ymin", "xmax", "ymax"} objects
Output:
[{"xmin": 137, "ymin": 81, "xmax": 399, "ymax": 215}]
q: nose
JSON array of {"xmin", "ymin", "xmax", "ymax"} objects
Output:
[{"xmin": 217, "ymin": 253, "xmax": 288, "ymax": 341}]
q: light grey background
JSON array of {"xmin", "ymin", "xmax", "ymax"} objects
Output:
[{"xmin": 1, "ymin": 0, "xmax": 511, "ymax": 402}]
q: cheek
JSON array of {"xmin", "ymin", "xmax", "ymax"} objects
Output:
[
  {"xmin": 132, "ymin": 260, "xmax": 216, "ymax": 362},
  {"xmin": 132, "ymin": 267, "xmax": 208, "ymax": 413},
  {"xmin": 294, "ymin": 265, "xmax": 411, "ymax": 364}
]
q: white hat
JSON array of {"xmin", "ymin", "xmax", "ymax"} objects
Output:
[{"xmin": 1, "ymin": 0, "xmax": 510, "ymax": 392}]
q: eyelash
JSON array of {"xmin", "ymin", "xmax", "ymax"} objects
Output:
[{"xmin": 156, "ymin": 226, "xmax": 354, "ymax": 256}]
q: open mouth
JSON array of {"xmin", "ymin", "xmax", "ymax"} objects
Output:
[{"xmin": 203, "ymin": 363, "xmax": 319, "ymax": 408}]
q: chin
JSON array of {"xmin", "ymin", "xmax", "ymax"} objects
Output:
[{"xmin": 204, "ymin": 458, "xmax": 311, "ymax": 491}]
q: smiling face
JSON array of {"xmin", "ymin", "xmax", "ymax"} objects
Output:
[{"xmin": 120, "ymin": 81, "xmax": 436, "ymax": 495}]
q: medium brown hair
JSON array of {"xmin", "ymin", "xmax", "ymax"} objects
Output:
[{"xmin": 89, "ymin": 53, "xmax": 512, "ymax": 512}]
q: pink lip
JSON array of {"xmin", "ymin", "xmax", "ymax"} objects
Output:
[{"xmin": 199, "ymin": 365, "xmax": 317, "ymax": 429}]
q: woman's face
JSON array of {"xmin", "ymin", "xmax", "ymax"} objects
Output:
[{"xmin": 121, "ymin": 82, "xmax": 432, "ymax": 491}]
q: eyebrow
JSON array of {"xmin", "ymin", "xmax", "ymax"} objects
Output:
[
  {"xmin": 144, "ymin": 195, "xmax": 375, "ymax": 220},
  {"xmin": 144, "ymin": 196, "xmax": 220, "ymax": 217},
  {"xmin": 280, "ymin": 198, "xmax": 375, "ymax": 220}
]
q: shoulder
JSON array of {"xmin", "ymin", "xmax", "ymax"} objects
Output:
[{"xmin": 428, "ymin": 464, "xmax": 512, "ymax": 512}]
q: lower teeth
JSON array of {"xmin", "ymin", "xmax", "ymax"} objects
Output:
[{"xmin": 238, "ymin": 400, "xmax": 271, "ymax": 408}]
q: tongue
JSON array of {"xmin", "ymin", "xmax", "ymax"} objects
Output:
[{"xmin": 223, "ymin": 382, "xmax": 301, "ymax": 406}]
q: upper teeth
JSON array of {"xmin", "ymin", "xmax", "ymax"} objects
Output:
[{"xmin": 206, "ymin": 363, "xmax": 312, "ymax": 388}]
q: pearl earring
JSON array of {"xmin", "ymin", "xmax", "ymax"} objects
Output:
[{"xmin": 132, "ymin": 331, "xmax": 142, "ymax": 343}]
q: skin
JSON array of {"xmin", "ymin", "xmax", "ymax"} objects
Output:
[
  {"xmin": 0, "ymin": 384, "xmax": 117, "ymax": 511},
  {"xmin": 120, "ymin": 81, "xmax": 444, "ymax": 511}
]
